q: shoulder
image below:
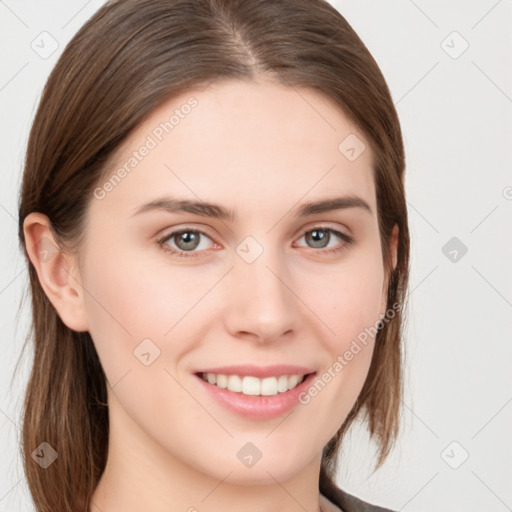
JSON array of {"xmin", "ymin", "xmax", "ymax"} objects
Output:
[{"xmin": 320, "ymin": 476, "xmax": 396, "ymax": 512}]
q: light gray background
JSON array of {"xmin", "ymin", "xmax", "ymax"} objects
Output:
[{"xmin": 1, "ymin": 1, "xmax": 511, "ymax": 511}]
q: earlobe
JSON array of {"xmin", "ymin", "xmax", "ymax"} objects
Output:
[{"xmin": 23, "ymin": 212, "xmax": 89, "ymax": 332}]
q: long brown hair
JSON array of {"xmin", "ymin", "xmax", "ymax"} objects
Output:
[{"xmin": 16, "ymin": 0, "xmax": 410, "ymax": 510}]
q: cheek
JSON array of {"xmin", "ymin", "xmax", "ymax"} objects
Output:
[
  {"xmin": 295, "ymin": 255, "xmax": 384, "ymax": 427},
  {"xmin": 304, "ymin": 254, "xmax": 385, "ymax": 349},
  {"xmin": 81, "ymin": 247, "xmax": 200, "ymax": 336}
]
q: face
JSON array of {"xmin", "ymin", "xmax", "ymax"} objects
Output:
[{"xmin": 74, "ymin": 79, "xmax": 394, "ymax": 484}]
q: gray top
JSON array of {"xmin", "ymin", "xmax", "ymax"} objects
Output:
[
  {"xmin": 320, "ymin": 492, "xmax": 344, "ymax": 512},
  {"xmin": 320, "ymin": 486, "xmax": 396, "ymax": 512}
]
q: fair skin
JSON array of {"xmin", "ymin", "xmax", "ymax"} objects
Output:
[{"xmin": 24, "ymin": 78, "xmax": 398, "ymax": 512}]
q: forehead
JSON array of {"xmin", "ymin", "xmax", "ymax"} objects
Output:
[{"xmin": 96, "ymin": 79, "xmax": 376, "ymax": 219}]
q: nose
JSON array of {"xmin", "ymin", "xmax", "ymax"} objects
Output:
[{"xmin": 223, "ymin": 243, "xmax": 300, "ymax": 344}]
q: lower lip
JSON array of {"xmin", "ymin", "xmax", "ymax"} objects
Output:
[{"xmin": 194, "ymin": 372, "xmax": 317, "ymax": 420}]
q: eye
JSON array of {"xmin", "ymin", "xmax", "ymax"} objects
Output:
[
  {"xmin": 294, "ymin": 226, "xmax": 354, "ymax": 255},
  {"xmin": 156, "ymin": 228, "xmax": 218, "ymax": 258}
]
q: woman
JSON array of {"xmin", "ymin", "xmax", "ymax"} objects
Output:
[{"xmin": 17, "ymin": 0, "xmax": 410, "ymax": 511}]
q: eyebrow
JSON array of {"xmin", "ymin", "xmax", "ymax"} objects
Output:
[{"xmin": 130, "ymin": 195, "xmax": 372, "ymax": 221}]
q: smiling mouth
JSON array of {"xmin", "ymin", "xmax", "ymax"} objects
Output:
[{"xmin": 195, "ymin": 371, "xmax": 315, "ymax": 396}]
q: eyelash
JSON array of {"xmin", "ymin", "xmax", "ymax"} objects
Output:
[{"xmin": 156, "ymin": 226, "xmax": 354, "ymax": 259}]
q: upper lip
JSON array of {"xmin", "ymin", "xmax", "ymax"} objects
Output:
[{"xmin": 194, "ymin": 364, "xmax": 316, "ymax": 379}]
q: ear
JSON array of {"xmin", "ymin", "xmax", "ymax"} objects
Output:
[
  {"xmin": 23, "ymin": 212, "xmax": 89, "ymax": 332},
  {"xmin": 380, "ymin": 223, "xmax": 399, "ymax": 317}
]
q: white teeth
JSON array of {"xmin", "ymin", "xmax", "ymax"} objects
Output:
[
  {"xmin": 216, "ymin": 374, "xmax": 228, "ymax": 388},
  {"xmin": 227, "ymin": 375, "xmax": 242, "ymax": 392},
  {"xmin": 202, "ymin": 373, "xmax": 307, "ymax": 395},
  {"xmin": 242, "ymin": 376, "xmax": 260, "ymax": 396},
  {"xmin": 262, "ymin": 376, "xmax": 280, "ymax": 395},
  {"xmin": 277, "ymin": 375, "xmax": 289, "ymax": 393},
  {"xmin": 288, "ymin": 375, "xmax": 300, "ymax": 388}
]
